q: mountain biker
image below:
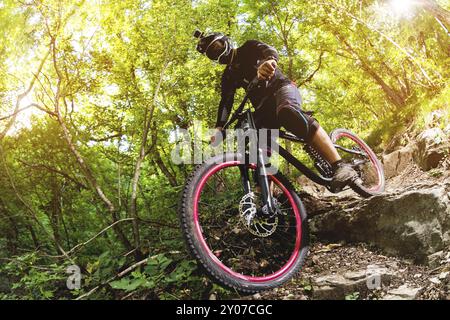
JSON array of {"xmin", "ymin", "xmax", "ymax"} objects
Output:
[{"xmin": 194, "ymin": 31, "xmax": 358, "ymax": 190}]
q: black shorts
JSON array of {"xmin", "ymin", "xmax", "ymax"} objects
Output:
[{"xmin": 253, "ymin": 83, "xmax": 319, "ymax": 142}]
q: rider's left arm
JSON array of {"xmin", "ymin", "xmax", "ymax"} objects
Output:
[{"xmin": 215, "ymin": 69, "xmax": 237, "ymax": 128}]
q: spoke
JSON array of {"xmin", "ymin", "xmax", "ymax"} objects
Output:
[
  {"xmin": 259, "ymin": 238, "xmax": 275, "ymax": 275},
  {"xmin": 204, "ymin": 181, "xmax": 217, "ymax": 194},
  {"xmin": 273, "ymin": 231, "xmax": 296, "ymax": 244},
  {"xmin": 196, "ymin": 163, "xmax": 301, "ymax": 277},
  {"xmin": 278, "ymin": 207, "xmax": 293, "ymax": 215}
]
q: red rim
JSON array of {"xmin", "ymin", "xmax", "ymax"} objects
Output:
[
  {"xmin": 334, "ymin": 132, "xmax": 384, "ymax": 192},
  {"xmin": 193, "ymin": 161, "xmax": 302, "ymax": 283}
]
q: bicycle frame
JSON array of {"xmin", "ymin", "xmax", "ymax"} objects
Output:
[
  {"xmin": 221, "ymin": 78, "xmax": 368, "ymax": 214},
  {"xmin": 238, "ymin": 109, "xmax": 333, "ymax": 187}
]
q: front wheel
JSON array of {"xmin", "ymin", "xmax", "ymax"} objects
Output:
[
  {"xmin": 330, "ymin": 128, "xmax": 385, "ymax": 197},
  {"xmin": 178, "ymin": 153, "xmax": 309, "ymax": 293}
]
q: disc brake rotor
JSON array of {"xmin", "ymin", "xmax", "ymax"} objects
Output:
[{"xmin": 239, "ymin": 192, "xmax": 278, "ymax": 237}]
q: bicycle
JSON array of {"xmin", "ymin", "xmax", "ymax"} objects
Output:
[{"xmin": 178, "ymin": 77, "xmax": 385, "ymax": 293}]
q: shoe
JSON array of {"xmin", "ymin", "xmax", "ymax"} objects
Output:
[{"xmin": 330, "ymin": 161, "xmax": 359, "ymax": 191}]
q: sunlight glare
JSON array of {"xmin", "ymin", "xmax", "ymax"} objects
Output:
[
  {"xmin": 8, "ymin": 92, "xmax": 42, "ymax": 135},
  {"xmin": 390, "ymin": 0, "xmax": 416, "ymax": 17}
]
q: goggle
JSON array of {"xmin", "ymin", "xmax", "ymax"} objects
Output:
[
  {"xmin": 204, "ymin": 36, "xmax": 229, "ymax": 62},
  {"xmin": 196, "ymin": 33, "xmax": 230, "ymax": 63}
]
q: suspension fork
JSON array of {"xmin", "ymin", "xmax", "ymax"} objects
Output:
[
  {"xmin": 257, "ymin": 147, "xmax": 276, "ymax": 214},
  {"xmin": 238, "ymin": 150, "xmax": 275, "ymax": 213},
  {"xmin": 238, "ymin": 165, "xmax": 251, "ymax": 194},
  {"xmin": 238, "ymin": 111, "xmax": 275, "ymax": 214}
]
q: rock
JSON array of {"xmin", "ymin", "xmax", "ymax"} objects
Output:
[
  {"xmin": 383, "ymin": 284, "xmax": 421, "ymax": 300},
  {"xmin": 426, "ymin": 250, "xmax": 445, "ymax": 268},
  {"xmin": 310, "ymin": 183, "xmax": 450, "ymax": 263},
  {"xmin": 284, "ymin": 293, "xmax": 295, "ymax": 300},
  {"xmin": 381, "ymin": 126, "xmax": 449, "ymax": 177},
  {"xmin": 438, "ymin": 271, "xmax": 449, "ymax": 280},
  {"xmin": 252, "ymin": 293, "xmax": 261, "ymax": 299},
  {"xmin": 312, "ymin": 265, "xmax": 396, "ymax": 300},
  {"xmin": 429, "ymin": 277, "xmax": 441, "ymax": 285},
  {"xmin": 382, "ymin": 145, "xmax": 416, "ymax": 179},
  {"xmin": 414, "ymin": 128, "xmax": 450, "ymax": 171},
  {"xmin": 417, "ymin": 268, "xmax": 450, "ymax": 299}
]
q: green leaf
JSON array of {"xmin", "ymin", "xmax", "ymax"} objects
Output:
[{"xmin": 109, "ymin": 278, "xmax": 147, "ymax": 292}]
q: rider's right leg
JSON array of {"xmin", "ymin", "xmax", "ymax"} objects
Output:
[
  {"xmin": 274, "ymin": 84, "xmax": 358, "ymax": 188},
  {"xmin": 309, "ymin": 126, "xmax": 359, "ymax": 190},
  {"xmin": 309, "ymin": 126, "xmax": 340, "ymax": 164}
]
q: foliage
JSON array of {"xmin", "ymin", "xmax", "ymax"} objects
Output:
[
  {"xmin": 109, "ymin": 254, "xmax": 201, "ymax": 299},
  {"xmin": 345, "ymin": 291, "xmax": 360, "ymax": 300},
  {"xmin": 0, "ymin": 252, "xmax": 69, "ymax": 300},
  {"xmin": 0, "ymin": 0, "xmax": 448, "ymax": 299}
]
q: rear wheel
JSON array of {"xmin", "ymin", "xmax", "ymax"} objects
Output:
[
  {"xmin": 179, "ymin": 153, "xmax": 309, "ymax": 293},
  {"xmin": 330, "ymin": 129, "xmax": 385, "ymax": 197}
]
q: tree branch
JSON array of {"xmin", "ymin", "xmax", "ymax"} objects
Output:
[
  {"xmin": 298, "ymin": 51, "xmax": 324, "ymax": 86},
  {"xmin": 0, "ymin": 49, "xmax": 51, "ymax": 140},
  {"xmin": 18, "ymin": 159, "xmax": 88, "ymax": 190}
]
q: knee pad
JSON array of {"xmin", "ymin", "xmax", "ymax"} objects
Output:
[{"xmin": 277, "ymin": 106, "xmax": 319, "ymax": 142}]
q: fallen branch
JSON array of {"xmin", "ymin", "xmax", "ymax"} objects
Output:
[
  {"xmin": 75, "ymin": 251, "xmax": 183, "ymax": 300},
  {"xmin": 44, "ymin": 218, "xmax": 135, "ymax": 259},
  {"xmin": 75, "ymin": 257, "xmax": 148, "ymax": 300}
]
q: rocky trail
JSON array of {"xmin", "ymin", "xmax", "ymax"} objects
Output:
[
  {"xmin": 241, "ymin": 242, "xmax": 450, "ymax": 300},
  {"xmin": 238, "ymin": 127, "xmax": 450, "ymax": 300}
]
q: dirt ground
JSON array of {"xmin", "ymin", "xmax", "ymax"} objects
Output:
[
  {"xmin": 235, "ymin": 242, "xmax": 449, "ymax": 300},
  {"xmin": 237, "ymin": 161, "xmax": 450, "ymax": 300}
]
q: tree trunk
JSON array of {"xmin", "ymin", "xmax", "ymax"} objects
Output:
[
  {"xmin": 420, "ymin": 0, "xmax": 450, "ymax": 28},
  {"xmin": 153, "ymin": 154, "xmax": 178, "ymax": 187},
  {"xmin": 49, "ymin": 175, "xmax": 68, "ymax": 254},
  {"xmin": 129, "ymin": 61, "xmax": 169, "ymax": 261},
  {"xmin": 333, "ymin": 31, "xmax": 406, "ymax": 108}
]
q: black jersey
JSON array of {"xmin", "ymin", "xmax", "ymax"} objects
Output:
[{"xmin": 215, "ymin": 40, "xmax": 291, "ymax": 128}]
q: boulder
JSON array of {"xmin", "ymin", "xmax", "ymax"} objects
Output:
[
  {"xmin": 312, "ymin": 264, "xmax": 396, "ymax": 300},
  {"xmin": 414, "ymin": 128, "xmax": 449, "ymax": 171},
  {"xmin": 382, "ymin": 145, "xmax": 416, "ymax": 179},
  {"xmin": 382, "ymin": 284, "xmax": 422, "ymax": 300},
  {"xmin": 310, "ymin": 183, "xmax": 450, "ymax": 263}
]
